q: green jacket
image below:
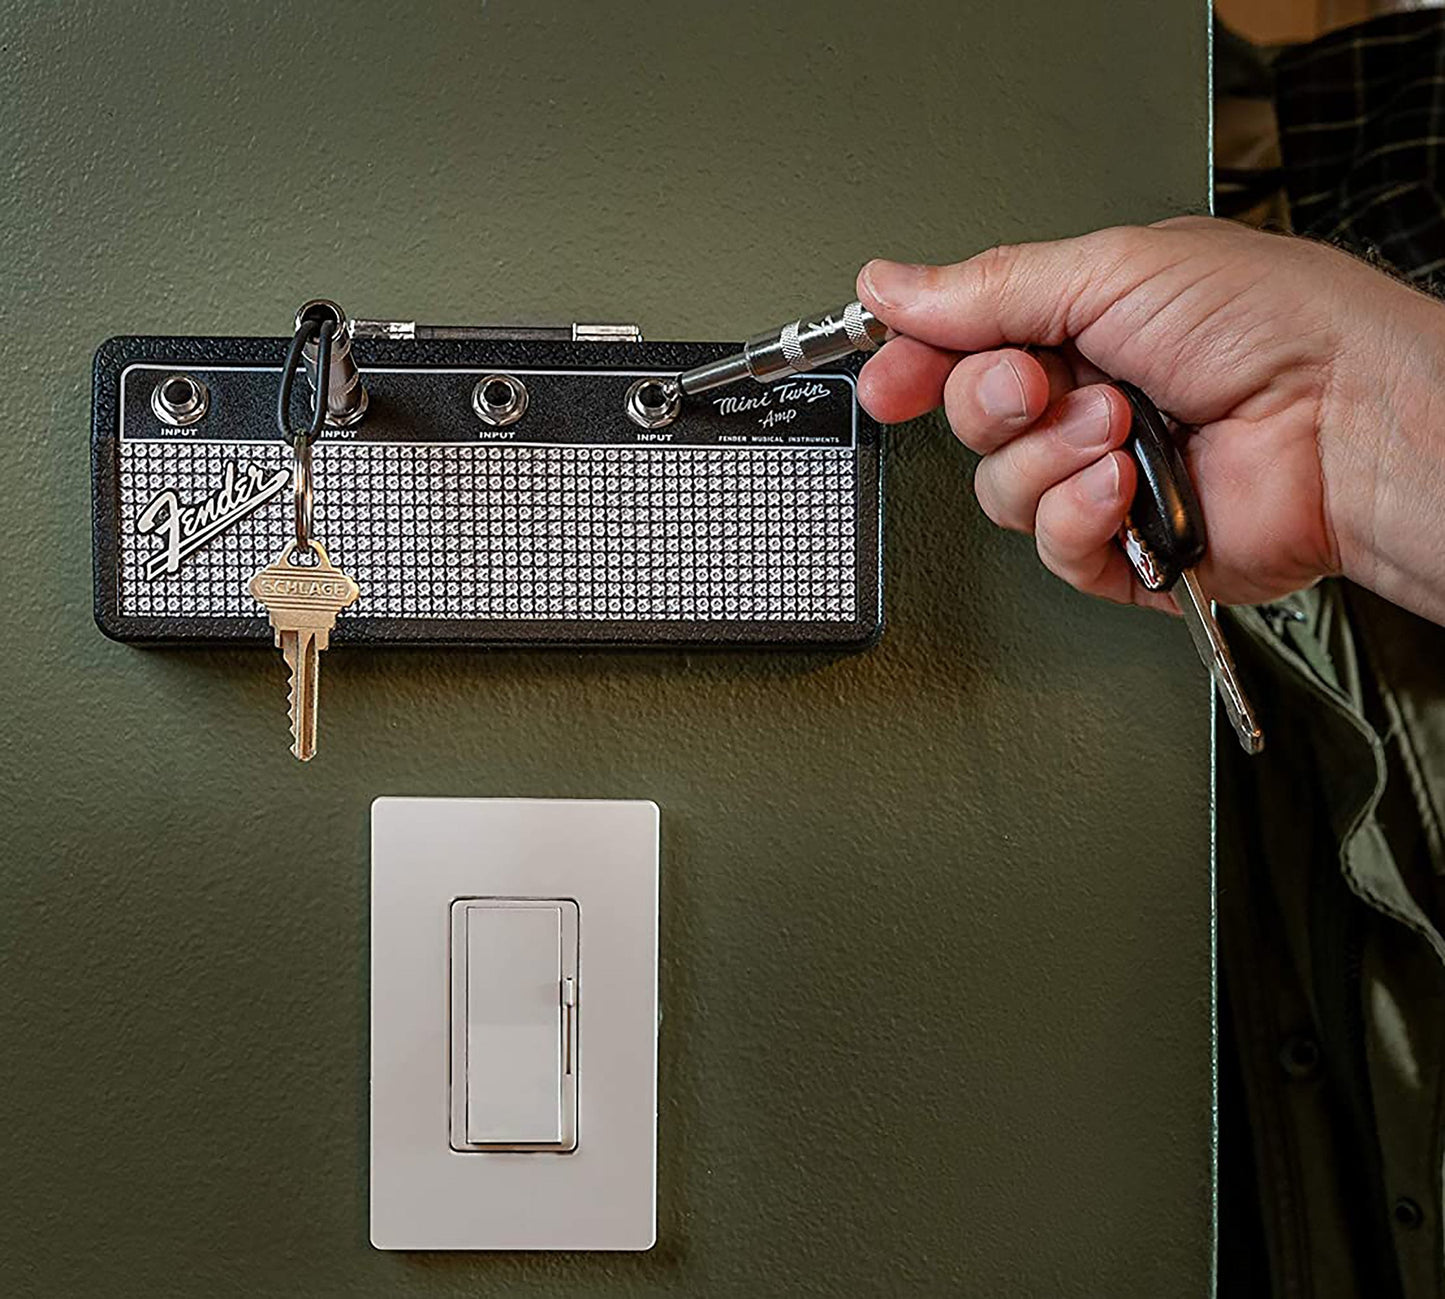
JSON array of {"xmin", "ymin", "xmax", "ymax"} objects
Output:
[{"xmin": 1220, "ymin": 584, "xmax": 1445, "ymax": 1298}]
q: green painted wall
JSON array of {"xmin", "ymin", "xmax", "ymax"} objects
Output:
[{"xmin": 0, "ymin": 2, "xmax": 1212, "ymax": 1294}]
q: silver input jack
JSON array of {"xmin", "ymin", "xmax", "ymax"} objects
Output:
[
  {"xmin": 150, "ymin": 373, "xmax": 210, "ymax": 426},
  {"xmin": 294, "ymin": 298, "xmax": 368, "ymax": 426},
  {"xmin": 624, "ymin": 376, "xmax": 682, "ymax": 430},
  {"xmin": 471, "ymin": 373, "xmax": 529, "ymax": 428}
]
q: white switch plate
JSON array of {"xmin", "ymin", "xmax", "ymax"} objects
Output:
[{"xmin": 370, "ymin": 797, "xmax": 659, "ymax": 1251}]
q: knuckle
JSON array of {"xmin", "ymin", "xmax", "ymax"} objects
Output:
[
  {"xmin": 943, "ymin": 406, "xmax": 983, "ymax": 455},
  {"xmin": 942, "ymin": 364, "xmax": 994, "ymax": 452},
  {"xmin": 1067, "ymin": 228, "xmax": 1148, "ymax": 313},
  {"xmin": 972, "ymin": 240, "xmax": 1021, "ymax": 277},
  {"xmin": 1037, "ymin": 520, "xmax": 1117, "ymax": 596},
  {"xmin": 968, "ymin": 242, "xmax": 1023, "ymax": 302},
  {"xmin": 1080, "ymin": 223, "xmax": 1143, "ymax": 253},
  {"xmin": 1081, "ymin": 221, "xmax": 1157, "ymax": 263},
  {"xmin": 1036, "ymin": 530, "xmax": 1102, "ymax": 593},
  {"xmin": 1033, "ymin": 489, "xmax": 1088, "ymax": 569},
  {"xmin": 1044, "ymin": 233, "xmax": 1131, "ymax": 345},
  {"xmin": 973, "ymin": 465, "xmax": 1015, "ymax": 530},
  {"xmin": 1148, "ymin": 214, "xmax": 1217, "ymax": 234},
  {"xmin": 974, "ymin": 449, "xmax": 1034, "ymax": 532},
  {"xmin": 1034, "ymin": 531, "xmax": 1073, "ymax": 584}
]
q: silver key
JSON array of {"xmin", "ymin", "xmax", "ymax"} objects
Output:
[
  {"xmin": 1171, "ymin": 568, "xmax": 1264, "ymax": 755},
  {"xmin": 1123, "ymin": 517, "xmax": 1265, "ymax": 756},
  {"xmin": 248, "ymin": 540, "xmax": 360, "ymax": 761}
]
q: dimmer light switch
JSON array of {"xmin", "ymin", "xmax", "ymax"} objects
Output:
[
  {"xmin": 449, "ymin": 899, "xmax": 578, "ymax": 1151},
  {"xmin": 371, "ymin": 798, "xmax": 658, "ymax": 1252}
]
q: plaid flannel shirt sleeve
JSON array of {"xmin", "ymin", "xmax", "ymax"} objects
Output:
[{"xmin": 1275, "ymin": 9, "xmax": 1445, "ymax": 286}]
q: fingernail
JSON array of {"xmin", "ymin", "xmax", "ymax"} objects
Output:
[
  {"xmin": 1057, "ymin": 390, "xmax": 1112, "ymax": 450},
  {"xmin": 1079, "ymin": 453, "xmax": 1121, "ymax": 505},
  {"xmin": 977, "ymin": 358, "xmax": 1028, "ymax": 419},
  {"xmin": 860, "ymin": 258, "xmax": 926, "ymax": 309}
]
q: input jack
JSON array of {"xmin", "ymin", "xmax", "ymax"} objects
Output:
[
  {"xmin": 624, "ymin": 376, "xmax": 681, "ymax": 430},
  {"xmin": 471, "ymin": 373, "xmax": 529, "ymax": 428},
  {"xmin": 294, "ymin": 298, "xmax": 368, "ymax": 426},
  {"xmin": 150, "ymin": 373, "xmax": 210, "ymax": 426}
]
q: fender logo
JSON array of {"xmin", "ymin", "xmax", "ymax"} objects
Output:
[{"xmin": 138, "ymin": 460, "xmax": 289, "ymax": 578}]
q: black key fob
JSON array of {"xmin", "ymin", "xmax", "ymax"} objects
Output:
[{"xmin": 1114, "ymin": 381, "xmax": 1205, "ymax": 591}]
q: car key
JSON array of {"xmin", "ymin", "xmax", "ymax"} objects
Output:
[
  {"xmin": 248, "ymin": 539, "xmax": 360, "ymax": 761},
  {"xmin": 1113, "ymin": 382, "xmax": 1263, "ymax": 754}
]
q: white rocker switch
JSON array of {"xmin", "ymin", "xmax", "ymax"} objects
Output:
[{"xmin": 449, "ymin": 899, "xmax": 578, "ymax": 1152}]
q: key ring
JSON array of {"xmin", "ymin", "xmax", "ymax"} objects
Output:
[
  {"xmin": 292, "ymin": 433, "xmax": 314, "ymax": 550},
  {"xmin": 277, "ymin": 317, "xmax": 333, "ymax": 552},
  {"xmin": 277, "ymin": 317, "xmax": 333, "ymax": 444}
]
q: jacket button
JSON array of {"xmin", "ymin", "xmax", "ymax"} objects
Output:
[
  {"xmin": 1278, "ymin": 1036, "xmax": 1321, "ymax": 1080},
  {"xmin": 1394, "ymin": 1199, "xmax": 1424, "ymax": 1230}
]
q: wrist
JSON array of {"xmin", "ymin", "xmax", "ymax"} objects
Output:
[{"xmin": 1322, "ymin": 280, "xmax": 1445, "ymax": 624}]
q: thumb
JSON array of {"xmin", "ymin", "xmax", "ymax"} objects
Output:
[{"xmin": 857, "ymin": 228, "xmax": 1133, "ymax": 353}]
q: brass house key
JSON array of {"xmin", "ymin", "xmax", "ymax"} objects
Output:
[
  {"xmin": 247, "ymin": 307, "xmax": 362, "ymax": 761},
  {"xmin": 249, "ymin": 541, "xmax": 360, "ymax": 761}
]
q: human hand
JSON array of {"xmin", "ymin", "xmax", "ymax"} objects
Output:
[{"xmin": 857, "ymin": 216, "xmax": 1445, "ymax": 624}]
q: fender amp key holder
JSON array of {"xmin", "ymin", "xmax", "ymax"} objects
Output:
[{"xmin": 91, "ymin": 304, "xmax": 883, "ymax": 649}]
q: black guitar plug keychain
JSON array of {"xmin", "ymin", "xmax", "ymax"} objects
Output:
[{"xmin": 658, "ymin": 301, "xmax": 1265, "ymax": 754}]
